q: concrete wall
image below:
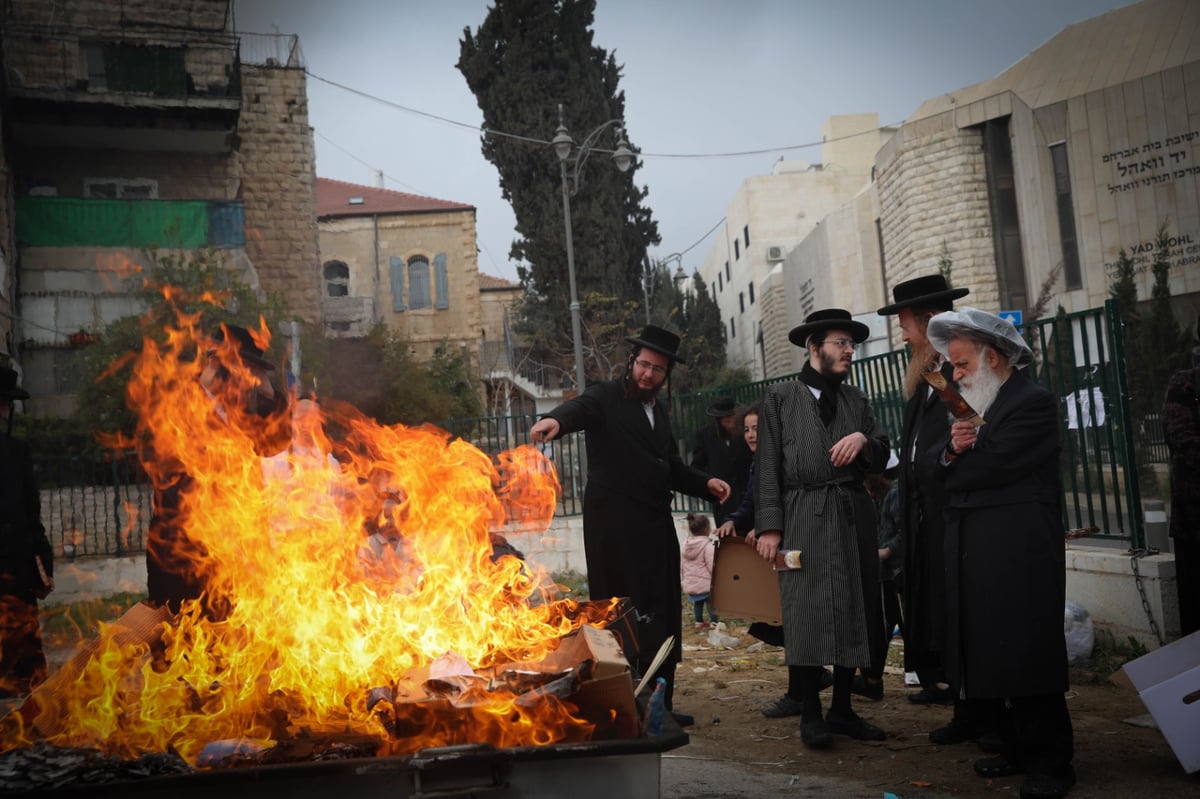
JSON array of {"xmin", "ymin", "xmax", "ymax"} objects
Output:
[{"xmin": 46, "ymin": 522, "xmax": 1183, "ymax": 654}]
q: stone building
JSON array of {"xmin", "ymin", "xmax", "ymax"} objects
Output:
[
  {"xmin": 874, "ymin": 0, "xmax": 1200, "ymax": 340},
  {"xmin": 0, "ymin": 0, "xmax": 321, "ymax": 415},
  {"xmin": 696, "ymin": 114, "xmax": 889, "ymax": 379}
]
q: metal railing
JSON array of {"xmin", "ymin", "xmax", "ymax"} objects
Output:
[{"xmin": 30, "ymin": 302, "xmax": 1148, "ymax": 555}]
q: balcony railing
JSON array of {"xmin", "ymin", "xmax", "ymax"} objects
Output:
[{"xmin": 15, "ymin": 198, "xmax": 246, "ymax": 249}]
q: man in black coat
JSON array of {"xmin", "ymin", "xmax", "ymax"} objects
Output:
[
  {"xmin": 1164, "ymin": 321, "xmax": 1200, "ymax": 636},
  {"xmin": 927, "ymin": 308, "xmax": 1074, "ymax": 799},
  {"xmin": 0, "ymin": 366, "xmax": 54, "ymax": 697},
  {"xmin": 530, "ymin": 325, "xmax": 730, "ymax": 724},
  {"xmin": 690, "ymin": 396, "xmax": 752, "ymax": 523},
  {"xmin": 878, "ymin": 275, "xmax": 990, "ymax": 745}
]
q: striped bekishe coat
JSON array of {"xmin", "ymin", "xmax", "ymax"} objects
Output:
[{"xmin": 756, "ymin": 378, "xmax": 891, "ymax": 669}]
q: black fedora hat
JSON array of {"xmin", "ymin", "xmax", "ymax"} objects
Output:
[
  {"xmin": 706, "ymin": 395, "xmax": 737, "ymax": 417},
  {"xmin": 788, "ymin": 309, "xmax": 871, "ymax": 347},
  {"xmin": 214, "ymin": 323, "xmax": 275, "ymax": 371},
  {"xmin": 0, "ymin": 366, "xmax": 30, "ymax": 401},
  {"xmin": 626, "ymin": 324, "xmax": 684, "ymax": 363},
  {"xmin": 877, "ymin": 274, "xmax": 969, "ymax": 315}
]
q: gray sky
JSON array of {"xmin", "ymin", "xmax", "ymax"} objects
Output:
[{"xmin": 232, "ymin": 0, "xmax": 1133, "ymax": 282}]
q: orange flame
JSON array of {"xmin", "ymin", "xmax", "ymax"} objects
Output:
[{"xmin": 2, "ymin": 313, "xmax": 619, "ymax": 764}]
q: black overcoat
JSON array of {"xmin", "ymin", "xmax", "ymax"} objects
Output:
[
  {"xmin": 930, "ymin": 371, "xmax": 1069, "ymax": 698},
  {"xmin": 690, "ymin": 424, "xmax": 751, "ymax": 522},
  {"xmin": 898, "ymin": 362, "xmax": 953, "ymax": 673},
  {"xmin": 0, "ymin": 435, "xmax": 52, "ymax": 599},
  {"xmin": 546, "ymin": 380, "xmax": 713, "ymax": 669}
]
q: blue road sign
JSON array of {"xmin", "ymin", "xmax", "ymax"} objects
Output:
[{"xmin": 999, "ymin": 310, "xmax": 1024, "ymax": 327}]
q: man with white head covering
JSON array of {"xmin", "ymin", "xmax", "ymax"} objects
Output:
[{"xmin": 925, "ymin": 308, "xmax": 1075, "ymax": 799}]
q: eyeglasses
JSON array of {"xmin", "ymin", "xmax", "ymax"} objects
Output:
[
  {"xmin": 818, "ymin": 338, "xmax": 857, "ymax": 351},
  {"xmin": 634, "ymin": 358, "xmax": 667, "ymax": 376}
]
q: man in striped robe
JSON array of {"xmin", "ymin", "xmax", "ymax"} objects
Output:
[{"xmin": 756, "ymin": 308, "xmax": 891, "ymax": 749}]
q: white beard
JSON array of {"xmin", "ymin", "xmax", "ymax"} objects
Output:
[{"xmin": 959, "ymin": 362, "xmax": 1005, "ymax": 419}]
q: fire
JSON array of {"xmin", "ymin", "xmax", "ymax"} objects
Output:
[{"xmin": 1, "ymin": 314, "xmax": 621, "ymax": 764}]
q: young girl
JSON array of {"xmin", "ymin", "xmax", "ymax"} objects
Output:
[{"xmin": 681, "ymin": 512, "xmax": 719, "ymax": 630}]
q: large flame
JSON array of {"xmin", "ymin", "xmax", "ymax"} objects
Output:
[{"xmin": 2, "ymin": 313, "xmax": 620, "ymax": 764}]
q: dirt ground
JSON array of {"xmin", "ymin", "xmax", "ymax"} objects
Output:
[{"xmin": 660, "ymin": 618, "xmax": 1199, "ymax": 799}]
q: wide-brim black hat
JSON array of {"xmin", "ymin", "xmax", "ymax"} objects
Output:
[
  {"xmin": 215, "ymin": 323, "xmax": 275, "ymax": 371},
  {"xmin": 626, "ymin": 324, "xmax": 684, "ymax": 363},
  {"xmin": 788, "ymin": 309, "xmax": 871, "ymax": 347},
  {"xmin": 877, "ymin": 274, "xmax": 969, "ymax": 315},
  {"xmin": 706, "ymin": 396, "xmax": 737, "ymax": 417},
  {"xmin": 0, "ymin": 366, "xmax": 30, "ymax": 400}
]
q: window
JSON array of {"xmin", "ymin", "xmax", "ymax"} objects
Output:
[
  {"xmin": 711, "ymin": 282, "xmax": 716, "ymax": 297},
  {"xmin": 389, "ymin": 256, "xmax": 405, "ymax": 311},
  {"xmin": 744, "ymin": 225, "xmax": 750, "ymax": 247},
  {"xmin": 1050, "ymin": 143, "xmax": 1082, "ymax": 290},
  {"xmin": 739, "ymin": 292, "xmax": 745, "ymax": 313},
  {"xmin": 408, "ymin": 256, "xmax": 431, "ymax": 309},
  {"xmin": 323, "ymin": 260, "xmax": 349, "ymax": 298},
  {"xmin": 81, "ymin": 42, "xmax": 187, "ymax": 96},
  {"xmin": 725, "ymin": 261, "xmax": 731, "ymax": 281},
  {"xmin": 749, "ymin": 282, "xmax": 755, "ymax": 304},
  {"xmin": 730, "ymin": 317, "xmax": 736, "ymax": 339},
  {"xmin": 734, "ymin": 239, "xmax": 740, "ymax": 260},
  {"xmin": 982, "ymin": 118, "xmax": 1028, "ymax": 311},
  {"xmin": 433, "ymin": 253, "xmax": 449, "ymax": 309},
  {"xmin": 718, "ymin": 272, "xmax": 723, "ymax": 292},
  {"xmin": 83, "ymin": 178, "xmax": 159, "ymax": 199}
]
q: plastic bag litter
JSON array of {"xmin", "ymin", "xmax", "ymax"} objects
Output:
[
  {"xmin": 1064, "ymin": 600, "xmax": 1094, "ymax": 661},
  {"xmin": 707, "ymin": 622, "xmax": 740, "ymax": 648}
]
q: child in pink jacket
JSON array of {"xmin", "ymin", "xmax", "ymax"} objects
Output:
[{"xmin": 681, "ymin": 512, "xmax": 719, "ymax": 630}]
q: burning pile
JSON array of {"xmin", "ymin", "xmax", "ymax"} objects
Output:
[{"xmin": 0, "ymin": 315, "xmax": 629, "ymax": 775}]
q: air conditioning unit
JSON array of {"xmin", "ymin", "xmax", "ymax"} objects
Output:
[{"xmin": 766, "ymin": 245, "xmax": 786, "ymax": 262}]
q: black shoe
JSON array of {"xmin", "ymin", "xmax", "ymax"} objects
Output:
[
  {"xmin": 975, "ymin": 755, "xmax": 1023, "ymax": 779},
  {"xmin": 1020, "ymin": 767, "xmax": 1076, "ymax": 799},
  {"xmin": 800, "ymin": 717, "xmax": 833, "ymax": 748},
  {"xmin": 907, "ymin": 685, "xmax": 955, "ymax": 705},
  {"xmin": 670, "ymin": 711, "xmax": 694, "ymax": 727},
  {"xmin": 761, "ymin": 693, "xmax": 804, "ymax": 718},
  {"xmin": 819, "ymin": 667, "xmax": 835, "ymax": 691},
  {"xmin": 825, "ymin": 708, "xmax": 887, "ymax": 741},
  {"xmin": 929, "ymin": 718, "xmax": 980, "ymax": 745},
  {"xmin": 851, "ymin": 675, "xmax": 884, "ymax": 701}
]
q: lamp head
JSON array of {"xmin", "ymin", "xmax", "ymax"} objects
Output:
[
  {"xmin": 612, "ymin": 129, "xmax": 634, "ymax": 173},
  {"xmin": 552, "ymin": 123, "xmax": 574, "ymax": 163}
]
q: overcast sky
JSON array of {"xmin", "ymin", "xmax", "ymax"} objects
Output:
[{"xmin": 231, "ymin": 0, "xmax": 1133, "ymax": 283}]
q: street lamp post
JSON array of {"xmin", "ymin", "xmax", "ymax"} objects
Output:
[{"xmin": 552, "ymin": 105, "xmax": 634, "ymax": 393}]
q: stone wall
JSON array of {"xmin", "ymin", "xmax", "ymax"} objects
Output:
[
  {"xmin": 237, "ymin": 65, "xmax": 322, "ymax": 324},
  {"xmin": 875, "ymin": 114, "xmax": 997, "ymax": 346}
]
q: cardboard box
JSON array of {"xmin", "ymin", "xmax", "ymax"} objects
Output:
[
  {"xmin": 710, "ymin": 537, "xmax": 782, "ymax": 625},
  {"xmin": 1121, "ymin": 629, "xmax": 1200, "ymax": 773}
]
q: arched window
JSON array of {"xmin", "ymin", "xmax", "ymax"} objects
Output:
[
  {"xmin": 408, "ymin": 256, "xmax": 431, "ymax": 309},
  {"xmin": 323, "ymin": 260, "xmax": 349, "ymax": 297}
]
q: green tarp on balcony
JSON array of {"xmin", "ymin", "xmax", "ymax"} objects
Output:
[{"xmin": 15, "ymin": 198, "xmax": 244, "ymax": 249}]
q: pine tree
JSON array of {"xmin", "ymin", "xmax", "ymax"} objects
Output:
[
  {"xmin": 1108, "ymin": 247, "xmax": 1146, "ymax": 416},
  {"xmin": 1141, "ymin": 224, "xmax": 1189, "ymax": 407},
  {"xmin": 672, "ymin": 273, "xmax": 728, "ymax": 392},
  {"xmin": 458, "ymin": 0, "xmax": 660, "ymax": 379}
]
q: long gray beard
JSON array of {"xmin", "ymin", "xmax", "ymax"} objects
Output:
[{"xmin": 959, "ymin": 364, "xmax": 1005, "ymax": 419}]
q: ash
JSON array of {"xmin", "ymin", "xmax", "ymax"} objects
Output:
[{"xmin": 0, "ymin": 741, "xmax": 192, "ymax": 792}]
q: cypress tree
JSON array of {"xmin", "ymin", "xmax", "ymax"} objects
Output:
[{"xmin": 458, "ymin": 0, "xmax": 660, "ymax": 380}]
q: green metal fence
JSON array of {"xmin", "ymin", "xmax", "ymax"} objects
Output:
[{"xmin": 30, "ymin": 302, "xmax": 1147, "ymax": 555}]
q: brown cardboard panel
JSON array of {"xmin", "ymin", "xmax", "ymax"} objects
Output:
[{"xmin": 710, "ymin": 538, "xmax": 783, "ymax": 624}]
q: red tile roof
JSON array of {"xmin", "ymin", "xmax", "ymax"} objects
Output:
[
  {"xmin": 479, "ymin": 274, "xmax": 519, "ymax": 291},
  {"xmin": 316, "ymin": 177, "xmax": 475, "ymax": 218}
]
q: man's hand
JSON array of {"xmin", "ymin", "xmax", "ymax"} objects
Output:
[
  {"xmin": 707, "ymin": 478, "xmax": 731, "ymax": 502},
  {"xmin": 755, "ymin": 530, "xmax": 782, "ymax": 561},
  {"xmin": 529, "ymin": 418, "xmax": 560, "ymax": 443},
  {"xmin": 829, "ymin": 431, "xmax": 867, "ymax": 467},
  {"xmin": 946, "ymin": 420, "xmax": 978, "ymax": 460}
]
